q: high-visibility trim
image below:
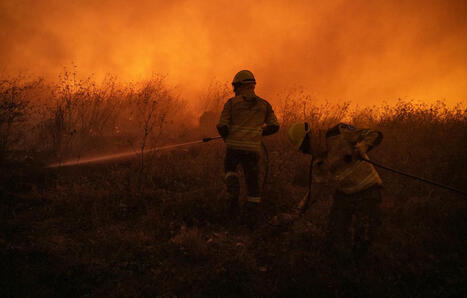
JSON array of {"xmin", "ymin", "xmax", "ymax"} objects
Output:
[
  {"xmin": 217, "ymin": 95, "xmax": 278, "ymax": 151},
  {"xmin": 358, "ymin": 171, "xmax": 380, "ymax": 187},
  {"xmin": 334, "ymin": 162, "xmax": 361, "ymax": 180},
  {"xmin": 226, "ymin": 141, "xmax": 261, "ymax": 148},
  {"xmin": 230, "ymin": 125, "xmax": 262, "ymax": 132},
  {"xmin": 336, "ymin": 154, "xmax": 383, "ymax": 194},
  {"xmin": 227, "ymin": 142, "xmax": 260, "ymax": 146},
  {"xmin": 339, "ymin": 172, "xmax": 380, "ymax": 194},
  {"xmin": 247, "ymin": 196, "xmax": 261, "ymax": 203},
  {"xmin": 227, "ymin": 146, "xmax": 261, "ymax": 152},
  {"xmin": 227, "ymin": 139, "xmax": 261, "ymax": 145},
  {"xmin": 225, "ymin": 171, "xmax": 239, "ymax": 179},
  {"xmin": 226, "ymin": 140, "xmax": 261, "ymax": 151},
  {"xmin": 230, "ymin": 128, "xmax": 262, "ymax": 133},
  {"xmin": 319, "ymin": 125, "xmax": 385, "ymax": 194},
  {"xmin": 227, "ymin": 145, "xmax": 261, "ymax": 152}
]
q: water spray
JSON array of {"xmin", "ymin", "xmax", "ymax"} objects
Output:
[{"xmin": 47, "ymin": 136, "xmax": 222, "ymax": 168}]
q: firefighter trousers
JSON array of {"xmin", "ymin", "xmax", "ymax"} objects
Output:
[
  {"xmin": 326, "ymin": 184, "xmax": 382, "ymax": 264},
  {"xmin": 224, "ymin": 148, "xmax": 260, "ymax": 201}
]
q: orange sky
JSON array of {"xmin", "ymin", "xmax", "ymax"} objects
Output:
[{"xmin": 1, "ymin": 0, "xmax": 466, "ymax": 105}]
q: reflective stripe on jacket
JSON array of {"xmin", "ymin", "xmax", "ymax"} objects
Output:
[
  {"xmin": 313, "ymin": 123, "xmax": 383, "ymax": 194},
  {"xmin": 218, "ymin": 95, "xmax": 279, "ymax": 152}
]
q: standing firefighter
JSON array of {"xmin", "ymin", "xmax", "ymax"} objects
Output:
[
  {"xmin": 217, "ymin": 70, "xmax": 279, "ymax": 212},
  {"xmin": 288, "ymin": 122, "xmax": 383, "ymax": 264}
]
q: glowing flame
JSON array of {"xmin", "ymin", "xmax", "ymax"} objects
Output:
[{"xmin": 1, "ymin": 0, "xmax": 466, "ymax": 105}]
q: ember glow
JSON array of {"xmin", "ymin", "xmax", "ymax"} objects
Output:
[{"xmin": 1, "ymin": 0, "xmax": 466, "ymax": 105}]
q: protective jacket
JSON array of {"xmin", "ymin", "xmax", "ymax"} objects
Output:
[
  {"xmin": 313, "ymin": 123, "xmax": 383, "ymax": 194},
  {"xmin": 217, "ymin": 95, "xmax": 279, "ymax": 152}
]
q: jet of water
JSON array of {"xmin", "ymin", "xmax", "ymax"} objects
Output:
[{"xmin": 47, "ymin": 137, "xmax": 221, "ymax": 168}]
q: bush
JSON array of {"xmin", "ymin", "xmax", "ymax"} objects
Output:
[{"xmin": 0, "ymin": 75, "xmax": 466, "ymax": 297}]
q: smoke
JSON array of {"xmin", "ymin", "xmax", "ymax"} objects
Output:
[{"xmin": 1, "ymin": 0, "xmax": 466, "ymax": 105}]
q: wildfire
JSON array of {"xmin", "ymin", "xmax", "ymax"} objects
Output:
[{"xmin": 1, "ymin": 0, "xmax": 466, "ymax": 105}]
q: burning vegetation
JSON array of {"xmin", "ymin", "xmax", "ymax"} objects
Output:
[
  {"xmin": 0, "ymin": 73, "xmax": 466, "ymax": 297},
  {"xmin": 1, "ymin": 0, "xmax": 466, "ymax": 296}
]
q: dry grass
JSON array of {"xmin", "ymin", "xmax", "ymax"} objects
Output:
[{"xmin": 0, "ymin": 74, "xmax": 466, "ymax": 297}]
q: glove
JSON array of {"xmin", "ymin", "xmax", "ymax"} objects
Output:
[
  {"xmin": 262, "ymin": 125, "xmax": 279, "ymax": 136},
  {"xmin": 353, "ymin": 142, "xmax": 368, "ymax": 159},
  {"xmin": 216, "ymin": 125, "xmax": 229, "ymax": 139}
]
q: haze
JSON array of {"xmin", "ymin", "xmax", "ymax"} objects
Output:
[{"xmin": 1, "ymin": 0, "xmax": 466, "ymax": 105}]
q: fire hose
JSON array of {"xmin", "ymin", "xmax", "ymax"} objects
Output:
[
  {"xmin": 47, "ymin": 135, "xmax": 275, "ymax": 195},
  {"xmin": 47, "ymin": 136, "xmax": 465, "ymax": 197},
  {"xmin": 361, "ymin": 157, "xmax": 467, "ymax": 196},
  {"xmin": 268, "ymin": 155, "xmax": 466, "ymax": 227}
]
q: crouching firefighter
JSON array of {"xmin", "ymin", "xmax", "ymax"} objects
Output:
[
  {"xmin": 288, "ymin": 122, "xmax": 383, "ymax": 264},
  {"xmin": 217, "ymin": 70, "xmax": 279, "ymax": 212}
]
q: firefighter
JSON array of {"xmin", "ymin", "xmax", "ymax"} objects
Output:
[
  {"xmin": 288, "ymin": 122, "xmax": 383, "ymax": 263},
  {"xmin": 217, "ymin": 70, "xmax": 279, "ymax": 212}
]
